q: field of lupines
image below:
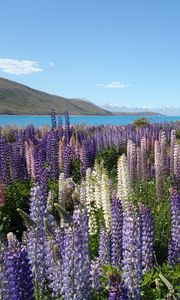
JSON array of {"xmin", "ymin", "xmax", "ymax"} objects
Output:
[{"xmin": 0, "ymin": 111, "xmax": 180, "ymax": 300}]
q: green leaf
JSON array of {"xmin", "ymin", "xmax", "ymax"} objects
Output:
[
  {"xmin": 53, "ymin": 244, "xmax": 61, "ymax": 259},
  {"xmin": 159, "ymin": 274, "xmax": 174, "ymax": 293},
  {"xmin": 44, "ymin": 218, "xmax": 54, "ymax": 237},
  {"xmin": 17, "ymin": 208, "xmax": 36, "ymax": 228},
  {"xmin": 54, "ymin": 204, "xmax": 72, "ymax": 223}
]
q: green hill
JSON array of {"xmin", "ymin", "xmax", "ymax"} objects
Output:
[{"xmin": 0, "ymin": 77, "xmax": 112, "ymax": 115}]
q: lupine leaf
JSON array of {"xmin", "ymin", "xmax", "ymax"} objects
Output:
[
  {"xmin": 17, "ymin": 208, "xmax": 36, "ymax": 228},
  {"xmin": 159, "ymin": 273, "xmax": 174, "ymax": 293},
  {"xmin": 44, "ymin": 218, "xmax": 54, "ymax": 238},
  {"xmin": 54, "ymin": 203, "xmax": 72, "ymax": 222}
]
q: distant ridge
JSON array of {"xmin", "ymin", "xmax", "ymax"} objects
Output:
[
  {"xmin": 101, "ymin": 104, "xmax": 171, "ymax": 116},
  {"xmin": 0, "ymin": 77, "xmax": 112, "ymax": 115}
]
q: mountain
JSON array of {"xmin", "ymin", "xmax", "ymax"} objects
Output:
[
  {"xmin": 0, "ymin": 78, "xmax": 111, "ymax": 115},
  {"xmin": 101, "ymin": 104, "xmax": 180, "ymax": 115}
]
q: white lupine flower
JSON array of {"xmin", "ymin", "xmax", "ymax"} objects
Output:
[
  {"xmin": 117, "ymin": 154, "xmax": 130, "ymax": 207},
  {"xmin": 80, "ymin": 180, "xmax": 86, "ymax": 206},
  {"xmin": 58, "ymin": 139, "xmax": 64, "ymax": 170},
  {"xmin": 92, "ymin": 162, "xmax": 102, "ymax": 209},
  {"xmin": 140, "ymin": 137, "xmax": 147, "ymax": 180},
  {"xmin": 101, "ymin": 169, "xmax": 112, "ymax": 232},
  {"xmin": 85, "ymin": 168, "xmax": 98, "ymax": 235},
  {"xmin": 58, "ymin": 173, "xmax": 65, "ymax": 202},
  {"xmin": 127, "ymin": 139, "xmax": 137, "ymax": 187},
  {"xmin": 173, "ymin": 143, "xmax": 180, "ymax": 183},
  {"xmin": 47, "ymin": 190, "xmax": 54, "ymax": 212},
  {"xmin": 170, "ymin": 129, "xmax": 176, "ymax": 176},
  {"xmin": 58, "ymin": 173, "xmax": 66, "ymax": 227}
]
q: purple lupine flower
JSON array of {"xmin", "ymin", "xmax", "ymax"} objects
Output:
[
  {"xmin": 24, "ymin": 125, "xmax": 36, "ymax": 142},
  {"xmin": 61, "ymin": 209, "xmax": 92, "ymax": 299},
  {"xmin": 111, "ymin": 196, "xmax": 123, "ymax": 268},
  {"xmin": 122, "ymin": 203, "xmax": 142, "ymax": 300},
  {"xmin": 27, "ymin": 184, "xmax": 47, "ymax": 292},
  {"xmin": 154, "ymin": 140, "xmax": 164, "ymax": 200},
  {"xmin": 18, "ymin": 246, "xmax": 35, "ymax": 299},
  {"xmin": 58, "ymin": 114, "xmax": 63, "ymax": 139},
  {"xmin": 0, "ymin": 137, "xmax": 10, "ymax": 184},
  {"xmin": 0, "ymin": 177, "xmax": 5, "ymax": 207},
  {"xmin": 108, "ymin": 274, "xmax": 129, "ymax": 300},
  {"xmin": 16, "ymin": 135, "xmax": 28, "ymax": 180},
  {"xmin": 99, "ymin": 227, "xmax": 111, "ymax": 265},
  {"xmin": 10, "ymin": 142, "xmax": 20, "ymax": 181},
  {"xmin": 51, "ymin": 108, "xmax": 57, "ymax": 128},
  {"xmin": 61, "ymin": 228, "xmax": 75, "ymax": 299},
  {"xmin": 46, "ymin": 130, "xmax": 59, "ymax": 180},
  {"xmin": 4, "ymin": 233, "xmax": 34, "ymax": 300},
  {"xmin": 87, "ymin": 138, "xmax": 96, "ymax": 166},
  {"xmin": 64, "ymin": 111, "xmax": 70, "ymax": 144},
  {"xmin": 44, "ymin": 199, "xmax": 64, "ymax": 297},
  {"xmin": 45, "ymin": 231, "xmax": 62, "ymax": 297},
  {"xmin": 139, "ymin": 204, "xmax": 154, "ymax": 274},
  {"xmin": 136, "ymin": 147, "xmax": 141, "ymax": 179},
  {"xmin": 90, "ymin": 258, "xmax": 102, "ymax": 293},
  {"xmin": 0, "ymin": 239, "xmax": 6, "ymax": 300},
  {"xmin": 4, "ymin": 243, "xmax": 21, "ymax": 300},
  {"xmin": 37, "ymin": 167, "xmax": 49, "ymax": 199},
  {"xmin": 168, "ymin": 189, "xmax": 180, "ymax": 265},
  {"xmin": 73, "ymin": 209, "xmax": 92, "ymax": 299},
  {"xmin": 9, "ymin": 135, "xmax": 28, "ymax": 182},
  {"xmin": 69, "ymin": 132, "xmax": 77, "ymax": 159},
  {"xmin": 170, "ymin": 130, "xmax": 176, "ymax": 177}
]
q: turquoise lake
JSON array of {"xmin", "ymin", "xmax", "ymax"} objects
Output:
[{"xmin": 0, "ymin": 115, "xmax": 180, "ymax": 127}]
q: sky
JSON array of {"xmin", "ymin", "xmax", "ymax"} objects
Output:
[{"xmin": 0, "ymin": 0, "xmax": 180, "ymax": 107}]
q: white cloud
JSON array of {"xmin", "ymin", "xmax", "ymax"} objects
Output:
[
  {"xmin": 96, "ymin": 81, "xmax": 130, "ymax": 89},
  {"xmin": 0, "ymin": 59, "xmax": 43, "ymax": 75},
  {"xmin": 49, "ymin": 62, "xmax": 54, "ymax": 67}
]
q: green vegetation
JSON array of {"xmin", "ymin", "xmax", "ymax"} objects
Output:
[
  {"xmin": 133, "ymin": 117, "xmax": 150, "ymax": 127},
  {"xmin": 141, "ymin": 263, "xmax": 180, "ymax": 299},
  {"xmin": 96, "ymin": 146, "xmax": 126, "ymax": 181},
  {"xmin": 0, "ymin": 181, "xmax": 31, "ymax": 239}
]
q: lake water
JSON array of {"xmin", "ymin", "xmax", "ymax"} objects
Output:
[{"xmin": 0, "ymin": 115, "xmax": 180, "ymax": 127}]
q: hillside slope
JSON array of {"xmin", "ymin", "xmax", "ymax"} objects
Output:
[{"xmin": 0, "ymin": 78, "xmax": 111, "ymax": 115}]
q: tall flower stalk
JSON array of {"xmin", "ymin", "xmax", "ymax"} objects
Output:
[
  {"xmin": 122, "ymin": 203, "xmax": 142, "ymax": 300},
  {"xmin": 168, "ymin": 189, "xmax": 180, "ymax": 265},
  {"xmin": 111, "ymin": 196, "xmax": 123, "ymax": 268},
  {"xmin": 139, "ymin": 203, "xmax": 154, "ymax": 274},
  {"xmin": 27, "ymin": 184, "xmax": 47, "ymax": 293},
  {"xmin": 61, "ymin": 209, "xmax": 92, "ymax": 299},
  {"xmin": 117, "ymin": 154, "xmax": 130, "ymax": 207}
]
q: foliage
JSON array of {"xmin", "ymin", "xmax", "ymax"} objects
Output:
[
  {"xmin": 70, "ymin": 158, "xmax": 82, "ymax": 184},
  {"xmin": 1, "ymin": 116, "xmax": 180, "ymax": 299},
  {"xmin": 132, "ymin": 178, "xmax": 171, "ymax": 263},
  {"xmin": 176, "ymin": 129, "xmax": 180, "ymax": 141},
  {"xmin": 0, "ymin": 181, "xmax": 31, "ymax": 239},
  {"xmin": 141, "ymin": 263, "xmax": 180, "ymax": 299},
  {"xmin": 92, "ymin": 265, "xmax": 123, "ymax": 300},
  {"xmin": 89, "ymin": 208, "xmax": 105, "ymax": 258},
  {"xmin": 133, "ymin": 117, "xmax": 150, "ymax": 127},
  {"xmin": 96, "ymin": 146, "xmax": 126, "ymax": 181}
]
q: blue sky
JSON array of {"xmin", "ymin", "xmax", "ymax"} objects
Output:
[{"xmin": 0, "ymin": 0, "xmax": 180, "ymax": 107}]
